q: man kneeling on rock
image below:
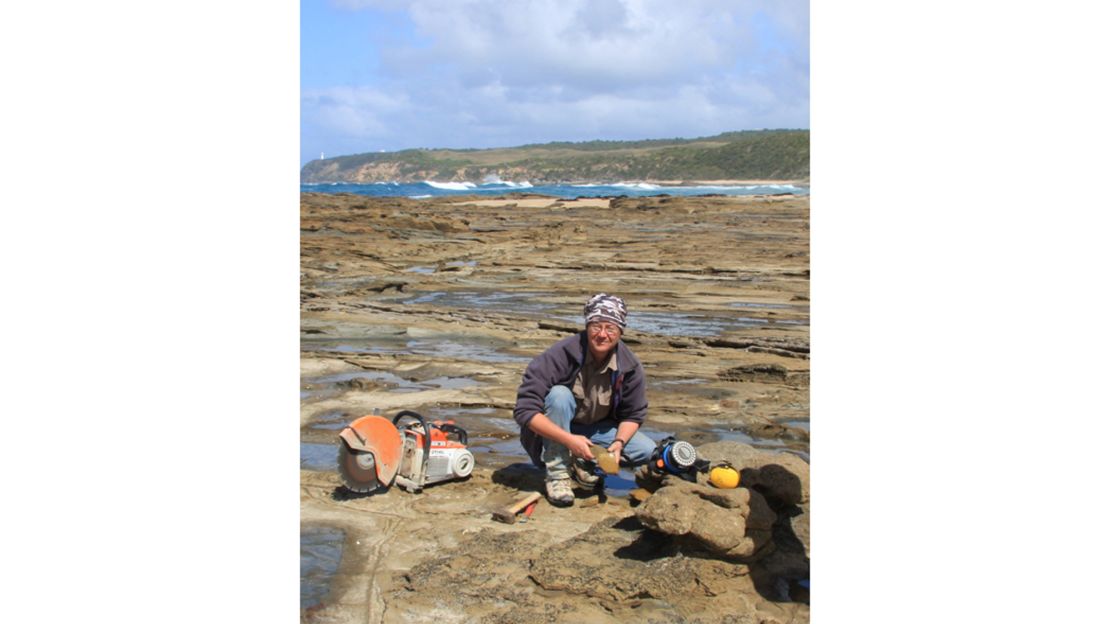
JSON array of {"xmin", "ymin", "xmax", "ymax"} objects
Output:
[{"xmin": 514, "ymin": 293, "xmax": 654, "ymax": 506}]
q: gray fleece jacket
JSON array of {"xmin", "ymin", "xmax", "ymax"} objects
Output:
[{"xmin": 513, "ymin": 331, "xmax": 648, "ymax": 467}]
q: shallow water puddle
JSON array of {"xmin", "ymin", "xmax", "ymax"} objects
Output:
[
  {"xmin": 301, "ymin": 526, "xmax": 345, "ymax": 610},
  {"xmin": 309, "ymin": 409, "xmax": 351, "ymax": 431},
  {"xmin": 308, "ymin": 370, "xmax": 413, "ymax": 385},
  {"xmin": 427, "ymin": 406, "xmax": 496, "ymax": 416},
  {"xmin": 302, "ymin": 337, "xmax": 529, "ymax": 363},
  {"xmin": 543, "ymin": 310, "xmax": 805, "ymax": 336},
  {"xmin": 401, "ymin": 290, "xmax": 563, "ymax": 316},
  {"xmin": 469, "ymin": 438, "xmax": 530, "ymax": 456},
  {"xmin": 708, "ymin": 427, "xmax": 759, "ymax": 445},
  {"xmin": 300, "ymin": 442, "xmax": 337, "ymax": 471},
  {"xmin": 403, "ymin": 338, "xmax": 531, "ymax": 363},
  {"xmin": 653, "ymin": 378, "xmax": 711, "ymax": 390},
  {"xmin": 301, "ymin": 341, "xmax": 390, "ymax": 355},
  {"xmin": 727, "ymin": 301, "xmax": 808, "ymax": 310},
  {"xmin": 631, "ymin": 311, "xmax": 807, "ymax": 336},
  {"xmin": 303, "ymin": 370, "xmax": 460, "ymax": 395},
  {"xmin": 602, "ymin": 469, "xmax": 638, "ymax": 495},
  {"xmin": 301, "ymin": 370, "xmax": 425, "ymax": 404},
  {"xmin": 315, "ymin": 275, "xmax": 388, "ymax": 290},
  {"xmin": 421, "ymin": 376, "xmax": 481, "ymax": 389}
]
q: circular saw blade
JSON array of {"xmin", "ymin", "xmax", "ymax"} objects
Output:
[{"xmin": 337, "ymin": 440, "xmax": 380, "ymax": 493}]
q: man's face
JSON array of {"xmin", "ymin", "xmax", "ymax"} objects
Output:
[{"xmin": 586, "ymin": 321, "xmax": 622, "ymax": 361}]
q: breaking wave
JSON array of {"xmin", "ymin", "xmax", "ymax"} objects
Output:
[
  {"xmin": 612, "ymin": 182, "xmax": 661, "ymax": 190},
  {"xmin": 571, "ymin": 182, "xmax": 661, "ymax": 190},
  {"xmin": 302, "ymin": 181, "xmax": 808, "ymax": 198},
  {"xmin": 424, "ymin": 181, "xmax": 477, "ymax": 190},
  {"xmin": 480, "ymin": 180, "xmax": 533, "ymax": 188},
  {"xmin": 480, "ymin": 175, "xmax": 533, "ymax": 188}
]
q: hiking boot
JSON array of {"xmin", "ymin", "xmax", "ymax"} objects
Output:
[
  {"xmin": 545, "ymin": 478, "xmax": 574, "ymax": 506},
  {"xmin": 570, "ymin": 460, "xmax": 600, "ymax": 488}
]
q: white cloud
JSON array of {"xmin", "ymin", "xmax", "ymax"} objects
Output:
[
  {"xmin": 302, "ymin": 86, "xmax": 409, "ymax": 138},
  {"xmin": 392, "ymin": 0, "xmax": 749, "ymax": 89},
  {"xmin": 303, "ymin": 0, "xmax": 808, "ymax": 160}
]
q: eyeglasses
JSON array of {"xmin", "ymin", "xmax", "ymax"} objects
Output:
[{"xmin": 587, "ymin": 323, "xmax": 621, "ymax": 337}]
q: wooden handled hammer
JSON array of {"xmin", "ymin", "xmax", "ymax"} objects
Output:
[{"xmin": 491, "ymin": 491, "xmax": 542, "ymax": 524}]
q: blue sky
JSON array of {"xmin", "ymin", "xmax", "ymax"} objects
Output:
[{"xmin": 301, "ymin": 0, "xmax": 809, "ymax": 165}]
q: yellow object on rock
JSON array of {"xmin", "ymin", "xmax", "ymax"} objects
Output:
[{"xmin": 709, "ymin": 463, "xmax": 741, "ymax": 489}]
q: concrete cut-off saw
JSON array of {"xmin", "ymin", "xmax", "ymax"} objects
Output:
[{"xmin": 337, "ymin": 410, "xmax": 474, "ymax": 494}]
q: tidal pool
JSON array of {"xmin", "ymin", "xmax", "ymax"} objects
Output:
[
  {"xmin": 401, "ymin": 290, "xmax": 562, "ymax": 315},
  {"xmin": 300, "ymin": 442, "xmax": 337, "ymax": 471},
  {"xmin": 308, "ymin": 409, "xmax": 351, "ymax": 431},
  {"xmin": 301, "ymin": 336, "xmax": 528, "ymax": 363},
  {"xmin": 301, "ymin": 526, "xmax": 345, "ymax": 610},
  {"xmin": 395, "ymin": 290, "xmax": 808, "ymax": 338},
  {"xmin": 403, "ymin": 338, "xmax": 530, "ymax": 363}
]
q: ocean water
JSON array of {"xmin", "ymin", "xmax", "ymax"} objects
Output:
[{"xmin": 301, "ymin": 179, "xmax": 808, "ymax": 199}]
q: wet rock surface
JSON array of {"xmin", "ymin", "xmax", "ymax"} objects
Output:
[{"xmin": 300, "ymin": 192, "xmax": 809, "ymax": 622}]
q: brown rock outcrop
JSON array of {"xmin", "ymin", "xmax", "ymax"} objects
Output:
[
  {"xmin": 635, "ymin": 476, "xmax": 777, "ymax": 560},
  {"xmin": 696, "ymin": 441, "xmax": 810, "ymax": 507},
  {"xmin": 528, "ymin": 517, "xmax": 754, "ymax": 604}
]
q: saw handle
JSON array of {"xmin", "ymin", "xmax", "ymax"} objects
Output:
[
  {"xmin": 393, "ymin": 410, "xmax": 432, "ymax": 474},
  {"xmin": 436, "ymin": 422, "xmax": 468, "ymax": 445}
]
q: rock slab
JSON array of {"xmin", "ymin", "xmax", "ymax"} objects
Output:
[{"xmin": 635, "ymin": 476, "xmax": 777, "ymax": 560}]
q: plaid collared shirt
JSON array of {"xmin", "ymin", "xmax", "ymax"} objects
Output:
[{"xmin": 572, "ymin": 348, "xmax": 618, "ymax": 425}]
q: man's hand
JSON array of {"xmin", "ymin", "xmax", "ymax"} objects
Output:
[
  {"xmin": 565, "ymin": 434, "xmax": 595, "ymax": 460},
  {"xmin": 526, "ymin": 412, "xmax": 596, "ymax": 460}
]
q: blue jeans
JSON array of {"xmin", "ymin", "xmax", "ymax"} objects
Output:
[{"xmin": 541, "ymin": 385, "xmax": 655, "ymax": 480}]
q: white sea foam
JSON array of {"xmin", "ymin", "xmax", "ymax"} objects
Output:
[
  {"xmin": 680, "ymin": 185, "xmax": 761, "ymax": 191},
  {"xmin": 612, "ymin": 182, "xmax": 661, "ymax": 190},
  {"xmin": 480, "ymin": 176, "xmax": 533, "ymax": 189},
  {"xmin": 409, "ymin": 194, "xmax": 433, "ymax": 199},
  {"xmin": 424, "ymin": 181, "xmax": 477, "ymax": 190}
]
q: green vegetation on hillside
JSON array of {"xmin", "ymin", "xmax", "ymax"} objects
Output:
[{"xmin": 301, "ymin": 130, "xmax": 809, "ymax": 183}]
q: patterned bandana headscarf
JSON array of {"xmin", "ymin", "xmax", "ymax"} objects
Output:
[{"xmin": 583, "ymin": 293, "xmax": 628, "ymax": 329}]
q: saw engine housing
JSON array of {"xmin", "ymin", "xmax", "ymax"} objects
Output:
[
  {"xmin": 338, "ymin": 410, "xmax": 473, "ymax": 494},
  {"xmin": 394, "ymin": 413, "xmax": 473, "ymax": 492}
]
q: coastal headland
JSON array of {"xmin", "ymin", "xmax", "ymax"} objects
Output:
[
  {"xmin": 300, "ymin": 191, "xmax": 810, "ymax": 622},
  {"xmin": 300, "ymin": 130, "xmax": 810, "ymax": 185}
]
